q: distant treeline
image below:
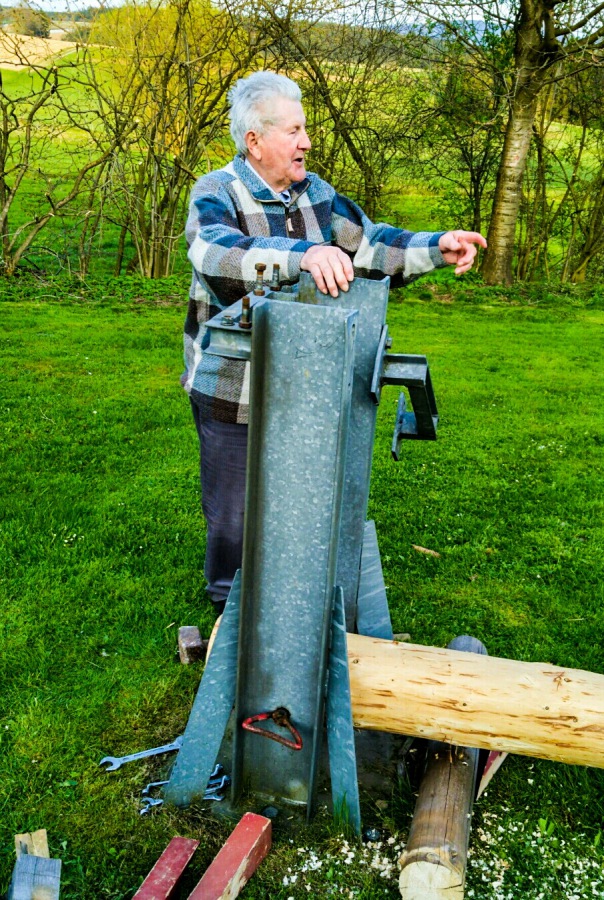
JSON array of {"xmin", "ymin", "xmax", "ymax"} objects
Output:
[{"xmin": 1, "ymin": 0, "xmax": 603, "ymax": 284}]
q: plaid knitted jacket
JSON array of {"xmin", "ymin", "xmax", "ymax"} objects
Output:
[{"xmin": 183, "ymin": 154, "xmax": 447, "ymax": 424}]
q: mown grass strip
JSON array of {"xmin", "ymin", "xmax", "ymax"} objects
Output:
[{"xmin": 1, "ymin": 285, "xmax": 603, "ymax": 898}]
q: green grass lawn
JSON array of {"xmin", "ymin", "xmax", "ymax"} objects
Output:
[{"xmin": 1, "ymin": 277, "xmax": 604, "ymax": 898}]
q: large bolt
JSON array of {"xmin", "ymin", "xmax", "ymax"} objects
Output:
[
  {"xmin": 254, "ymin": 263, "xmax": 267, "ymax": 296},
  {"xmin": 239, "ymin": 294, "xmax": 252, "ymax": 330}
]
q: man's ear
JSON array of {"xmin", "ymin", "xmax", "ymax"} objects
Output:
[{"xmin": 245, "ymin": 130, "xmax": 262, "ymax": 162}]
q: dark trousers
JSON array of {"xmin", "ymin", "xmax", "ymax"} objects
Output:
[{"xmin": 190, "ymin": 400, "xmax": 248, "ymax": 602}]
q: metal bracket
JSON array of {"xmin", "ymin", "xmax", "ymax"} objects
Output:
[
  {"xmin": 356, "ymin": 520, "xmax": 393, "ymax": 640},
  {"xmin": 164, "ymin": 572, "xmax": 241, "ymax": 808},
  {"xmin": 370, "ymin": 335, "xmax": 438, "ymax": 456},
  {"xmin": 203, "ymin": 295, "xmax": 272, "ymax": 361}
]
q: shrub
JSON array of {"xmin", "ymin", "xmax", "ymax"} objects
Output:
[{"xmin": 11, "ymin": 4, "xmax": 51, "ymax": 38}]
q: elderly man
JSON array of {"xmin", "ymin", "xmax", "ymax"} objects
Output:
[{"xmin": 183, "ymin": 71, "xmax": 486, "ymax": 613}]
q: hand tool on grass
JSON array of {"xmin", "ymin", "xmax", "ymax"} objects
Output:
[
  {"xmin": 140, "ymin": 773, "xmax": 230, "ymax": 814},
  {"xmin": 99, "ymin": 735, "xmax": 183, "ymax": 771}
]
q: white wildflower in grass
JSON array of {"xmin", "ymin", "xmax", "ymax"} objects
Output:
[
  {"xmin": 283, "ymin": 832, "xmax": 403, "ymax": 895},
  {"xmin": 466, "ymin": 806, "xmax": 604, "ymax": 899},
  {"xmin": 274, "ymin": 814, "xmax": 602, "ymax": 899}
]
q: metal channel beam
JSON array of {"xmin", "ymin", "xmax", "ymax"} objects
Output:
[
  {"xmin": 298, "ymin": 273, "xmax": 390, "ymax": 632},
  {"xmin": 232, "ymin": 298, "xmax": 357, "ymax": 818},
  {"xmin": 356, "ymin": 520, "xmax": 393, "ymax": 640},
  {"xmin": 164, "ymin": 573, "xmax": 241, "ymax": 807},
  {"xmin": 327, "ymin": 586, "xmax": 361, "ymax": 835}
]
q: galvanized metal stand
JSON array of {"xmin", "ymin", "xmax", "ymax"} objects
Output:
[{"xmin": 165, "ymin": 272, "xmax": 438, "ymax": 832}]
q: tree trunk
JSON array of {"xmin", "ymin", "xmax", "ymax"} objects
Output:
[
  {"xmin": 570, "ymin": 174, "xmax": 604, "ymax": 283},
  {"xmin": 481, "ymin": 0, "xmax": 561, "ymax": 284},
  {"xmin": 482, "ymin": 87, "xmax": 540, "ymax": 284},
  {"xmin": 114, "ymin": 223, "xmax": 129, "ymax": 278}
]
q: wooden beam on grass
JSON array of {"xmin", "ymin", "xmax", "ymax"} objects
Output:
[
  {"xmin": 14, "ymin": 831, "xmax": 49, "ymax": 860},
  {"xmin": 7, "ymin": 855, "xmax": 61, "ymax": 900},
  {"xmin": 187, "ymin": 813, "xmax": 271, "ymax": 900},
  {"xmin": 398, "ymin": 636, "xmax": 486, "ymax": 900},
  {"xmin": 133, "ymin": 837, "xmax": 199, "ymax": 900},
  {"xmin": 347, "ymin": 633, "xmax": 604, "ymax": 770}
]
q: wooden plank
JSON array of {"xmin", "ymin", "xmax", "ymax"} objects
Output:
[
  {"xmin": 133, "ymin": 837, "xmax": 200, "ymax": 900},
  {"xmin": 7, "ymin": 855, "xmax": 61, "ymax": 900},
  {"xmin": 399, "ymin": 636, "xmax": 485, "ymax": 899},
  {"xmin": 347, "ymin": 633, "xmax": 604, "ymax": 769},
  {"xmin": 14, "ymin": 830, "xmax": 49, "ymax": 859},
  {"xmin": 187, "ymin": 813, "xmax": 271, "ymax": 900},
  {"xmin": 477, "ymin": 750, "xmax": 508, "ymax": 798}
]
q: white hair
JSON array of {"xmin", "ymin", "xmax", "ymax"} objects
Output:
[{"xmin": 228, "ymin": 72, "xmax": 302, "ymax": 156}]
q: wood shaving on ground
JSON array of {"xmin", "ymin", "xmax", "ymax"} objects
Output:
[{"xmin": 411, "ymin": 544, "xmax": 441, "ymax": 557}]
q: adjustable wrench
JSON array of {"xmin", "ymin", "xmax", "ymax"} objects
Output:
[{"xmin": 99, "ymin": 735, "xmax": 183, "ymax": 772}]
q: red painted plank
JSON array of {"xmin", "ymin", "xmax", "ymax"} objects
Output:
[
  {"xmin": 187, "ymin": 813, "xmax": 271, "ymax": 900},
  {"xmin": 133, "ymin": 836, "xmax": 200, "ymax": 900},
  {"xmin": 477, "ymin": 750, "xmax": 508, "ymax": 798}
]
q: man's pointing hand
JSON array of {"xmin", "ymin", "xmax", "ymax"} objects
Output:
[{"xmin": 438, "ymin": 231, "xmax": 487, "ymax": 275}]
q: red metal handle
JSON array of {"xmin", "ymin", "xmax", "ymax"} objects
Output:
[{"xmin": 241, "ymin": 707, "xmax": 303, "ymax": 751}]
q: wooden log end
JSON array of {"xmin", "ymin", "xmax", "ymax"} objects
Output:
[
  {"xmin": 14, "ymin": 829, "xmax": 49, "ymax": 859},
  {"xmin": 399, "ymin": 857, "xmax": 464, "ymax": 900}
]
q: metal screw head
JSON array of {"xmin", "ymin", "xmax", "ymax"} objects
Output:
[{"xmin": 222, "ymin": 314, "xmax": 235, "ymax": 326}]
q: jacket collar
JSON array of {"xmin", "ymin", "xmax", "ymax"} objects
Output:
[{"xmin": 233, "ymin": 154, "xmax": 310, "ymax": 204}]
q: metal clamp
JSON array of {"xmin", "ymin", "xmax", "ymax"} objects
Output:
[
  {"xmin": 369, "ymin": 326, "xmax": 438, "ymax": 456},
  {"xmin": 241, "ymin": 707, "xmax": 303, "ymax": 751}
]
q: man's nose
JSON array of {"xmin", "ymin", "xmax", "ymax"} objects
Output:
[{"xmin": 300, "ymin": 129, "xmax": 311, "ymax": 151}]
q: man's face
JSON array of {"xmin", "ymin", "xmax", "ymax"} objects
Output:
[{"xmin": 246, "ymin": 97, "xmax": 312, "ymax": 192}]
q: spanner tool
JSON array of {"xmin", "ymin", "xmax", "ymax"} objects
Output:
[
  {"xmin": 99, "ymin": 735, "xmax": 183, "ymax": 772},
  {"xmin": 139, "ymin": 784, "xmax": 228, "ymax": 815},
  {"xmin": 140, "ymin": 766, "xmax": 226, "ymax": 797},
  {"xmin": 139, "ymin": 768, "xmax": 230, "ymax": 814}
]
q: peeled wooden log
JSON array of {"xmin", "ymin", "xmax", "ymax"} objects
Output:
[
  {"xmin": 347, "ymin": 634, "xmax": 604, "ymax": 770},
  {"xmin": 208, "ymin": 620, "xmax": 604, "ymax": 769},
  {"xmin": 206, "ymin": 617, "xmax": 221, "ymax": 659},
  {"xmin": 398, "ymin": 636, "xmax": 486, "ymax": 900}
]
